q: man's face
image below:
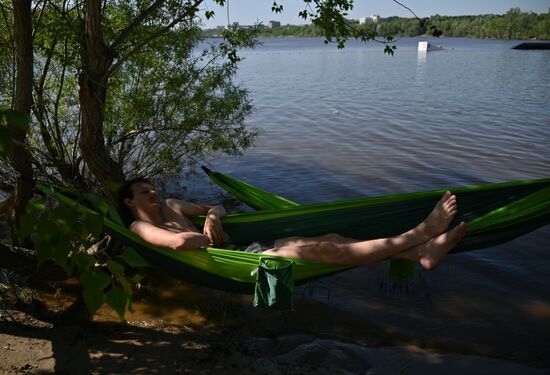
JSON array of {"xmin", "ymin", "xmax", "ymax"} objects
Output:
[{"xmin": 126, "ymin": 182, "xmax": 160, "ymax": 211}]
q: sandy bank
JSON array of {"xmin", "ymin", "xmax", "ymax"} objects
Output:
[{"xmin": 1, "ymin": 307, "xmax": 548, "ymax": 375}]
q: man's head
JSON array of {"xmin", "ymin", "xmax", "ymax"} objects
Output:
[{"xmin": 117, "ymin": 177, "xmax": 157, "ymax": 225}]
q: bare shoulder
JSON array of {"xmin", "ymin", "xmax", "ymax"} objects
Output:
[
  {"xmin": 163, "ymin": 198, "xmax": 179, "ymax": 209},
  {"xmin": 129, "ymin": 220, "xmax": 154, "ymax": 234}
]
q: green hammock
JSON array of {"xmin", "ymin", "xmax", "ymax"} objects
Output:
[
  {"xmin": 202, "ymin": 168, "xmax": 550, "ymax": 248},
  {"xmin": 38, "ymin": 171, "xmax": 550, "ymax": 296},
  {"xmin": 201, "ymin": 168, "xmax": 550, "ymax": 279}
]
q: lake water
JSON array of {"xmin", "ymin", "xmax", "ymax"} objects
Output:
[{"xmin": 185, "ymin": 37, "xmax": 550, "ymax": 366}]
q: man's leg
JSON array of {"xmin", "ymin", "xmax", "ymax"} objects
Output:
[
  {"xmin": 269, "ymin": 228, "xmax": 441, "ymax": 262},
  {"xmin": 274, "ymin": 233, "xmax": 355, "ymax": 248},
  {"xmin": 261, "ymin": 191, "xmax": 462, "ymax": 269},
  {"xmin": 385, "ymin": 222, "xmax": 466, "ymax": 269},
  {"xmin": 275, "ymin": 191, "xmax": 457, "ymax": 248},
  {"xmin": 262, "ymin": 222, "xmax": 465, "ymax": 269}
]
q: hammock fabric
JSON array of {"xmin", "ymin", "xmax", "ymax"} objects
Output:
[
  {"xmin": 38, "ymin": 171, "xmax": 550, "ymax": 296},
  {"xmin": 202, "ymin": 168, "xmax": 550, "ymax": 280}
]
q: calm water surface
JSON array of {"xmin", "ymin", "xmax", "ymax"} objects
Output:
[{"xmin": 183, "ymin": 38, "xmax": 550, "ymax": 365}]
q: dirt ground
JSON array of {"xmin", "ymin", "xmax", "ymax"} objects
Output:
[
  {"xmin": 2, "ymin": 309, "xmax": 549, "ymax": 375},
  {"xmin": 1, "ymin": 274, "xmax": 549, "ymax": 375}
]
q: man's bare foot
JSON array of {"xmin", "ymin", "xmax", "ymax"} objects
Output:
[
  {"xmin": 418, "ymin": 191, "xmax": 458, "ymax": 240},
  {"xmin": 419, "ymin": 222, "xmax": 466, "ymax": 270}
]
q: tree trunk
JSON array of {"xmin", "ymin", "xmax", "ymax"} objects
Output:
[
  {"xmin": 8, "ymin": 0, "xmax": 34, "ymax": 244},
  {"xmin": 78, "ymin": 0, "xmax": 124, "ymax": 191}
]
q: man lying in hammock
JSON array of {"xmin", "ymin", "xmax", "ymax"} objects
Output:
[{"xmin": 118, "ymin": 177, "xmax": 466, "ymax": 270}]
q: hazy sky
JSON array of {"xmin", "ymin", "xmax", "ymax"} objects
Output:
[{"xmin": 202, "ymin": 0, "xmax": 550, "ymax": 28}]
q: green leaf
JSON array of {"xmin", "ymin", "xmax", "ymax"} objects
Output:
[
  {"xmin": 25, "ymin": 197, "xmax": 46, "ymax": 216},
  {"xmin": 35, "ymin": 218, "xmax": 57, "ymax": 242},
  {"xmin": 104, "ymin": 180, "xmax": 122, "ymax": 193},
  {"xmin": 51, "ymin": 242, "xmax": 70, "ymax": 273},
  {"xmin": 80, "ymin": 268, "xmax": 111, "ymax": 292},
  {"xmin": 52, "ymin": 206, "xmax": 80, "ymax": 235},
  {"xmin": 120, "ymin": 247, "xmax": 150, "ymax": 268},
  {"xmin": 81, "ymin": 211, "xmax": 103, "ymax": 238},
  {"xmin": 205, "ymin": 10, "xmax": 215, "ymax": 20},
  {"xmin": 73, "ymin": 252, "xmax": 94, "ymax": 274},
  {"xmin": 82, "ymin": 286, "xmax": 104, "ymax": 316},
  {"xmin": 104, "ymin": 287, "xmax": 129, "ymax": 320},
  {"xmin": 5, "ymin": 110, "xmax": 30, "ymax": 132},
  {"xmin": 106, "ymin": 259, "xmax": 124, "ymax": 276},
  {"xmin": 0, "ymin": 126, "xmax": 11, "ymax": 158},
  {"xmin": 107, "ymin": 260, "xmax": 131, "ymax": 293},
  {"xmin": 35, "ymin": 240, "xmax": 56, "ymax": 269},
  {"xmin": 271, "ymin": 2, "xmax": 283, "ymax": 13},
  {"xmin": 84, "ymin": 193, "xmax": 111, "ymax": 215},
  {"xmin": 132, "ymin": 273, "xmax": 147, "ymax": 283},
  {"xmin": 96, "ymin": 201, "xmax": 111, "ymax": 216},
  {"xmin": 19, "ymin": 212, "xmax": 37, "ymax": 238}
]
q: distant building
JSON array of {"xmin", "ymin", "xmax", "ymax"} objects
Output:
[
  {"xmin": 359, "ymin": 15, "xmax": 380, "ymax": 24},
  {"xmin": 267, "ymin": 20, "xmax": 281, "ymax": 28},
  {"xmin": 216, "ymin": 25, "xmax": 225, "ymax": 30}
]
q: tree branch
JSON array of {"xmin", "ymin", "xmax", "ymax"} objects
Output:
[
  {"xmin": 110, "ymin": 0, "xmax": 166, "ymax": 49},
  {"xmin": 0, "ymin": 3, "xmax": 16, "ymax": 106},
  {"xmin": 53, "ymin": 37, "xmax": 70, "ymax": 161},
  {"xmin": 31, "ymin": 0, "xmax": 47, "ymax": 39},
  {"xmin": 392, "ymin": 0, "xmax": 421, "ymax": 20},
  {"xmin": 108, "ymin": 0, "xmax": 203, "ymax": 77},
  {"xmin": 112, "ymin": 127, "xmax": 157, "ymax": 145}
]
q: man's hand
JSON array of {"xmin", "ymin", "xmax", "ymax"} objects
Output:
[{"xmin": 203, "ymin": 207, "xmax": 225, "ymax": 247}]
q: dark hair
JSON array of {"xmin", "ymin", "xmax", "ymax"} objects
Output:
[{"xmin": 117, "ymin": 177, "xmax": 151, "ymax": 227}]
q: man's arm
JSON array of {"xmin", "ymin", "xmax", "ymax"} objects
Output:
[
  {"xmin": 130, "ymin": 221, "xmax": 209, "ymax": 251},
  {"xmin": 165, "ymin": 199, "xmax": 227, "ymax": 247},
  {"xmin": 202, "ymin": 206, "xmax": 227, "ymax": 247},
  {"xmin": 165, "ymin": 198, "xmax": 225, "ymax": 218}
]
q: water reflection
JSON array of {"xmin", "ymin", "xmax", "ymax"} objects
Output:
[{"xmin": 416, "ymin": 50, "xmax": 428, "ymax": 83}]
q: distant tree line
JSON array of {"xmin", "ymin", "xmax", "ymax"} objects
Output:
[
  {"xmin": 204, "ymin": 24, "xmax": 323, "ymax": 38},
  {"xmin": 375, "ymin": 8, "xmax": 550, "ymax": 40},
  {"xmin": 204, "ymin": 8, "xmax": 550, "ymax": 40}
]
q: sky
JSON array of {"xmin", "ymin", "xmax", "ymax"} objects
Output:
[{"xmin": 201, "ymin": 0, "xmax": 550, "ymax": 28}]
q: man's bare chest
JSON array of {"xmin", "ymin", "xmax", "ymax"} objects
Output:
[{"xmin": 161, "ymin": 205, "xmax": 199, "ymax": 233}]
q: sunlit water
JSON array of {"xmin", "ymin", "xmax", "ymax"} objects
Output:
[{"xmin": 177, "ymin": 37, "xmax": 550, "ymax": 365}]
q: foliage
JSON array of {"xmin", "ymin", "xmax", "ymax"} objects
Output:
[
  {"xmin": 0, "ymin": 0, "xmax": 260, "ymax": 190},
  {"xmin": 371, "ymin": 8, "xmax": 550, "ymax": 40},
  {"xmin": 104, "ymin": 24, "xmax": 259, "ymax": 179},
  {"xmin": 0, "ymin": 0, "xmax": 262, "ymax": 319},
  {"xmin": 204, "ymin": 8, "xmax": 550, "ymax": 42},
  {"xmin": 205, "ymin": 0, "xmax": 397, "ymax": 53},
  {"xmin": 0, "ymin": 3, "xmax": 13, "ymax": 105},
  {"xmin": 0, "ymin": 109, "xmax": 30, "ymax": 159},
  {"xmin": 19, "ymin": 193, "xmax": 150, "ymax": 319}
]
